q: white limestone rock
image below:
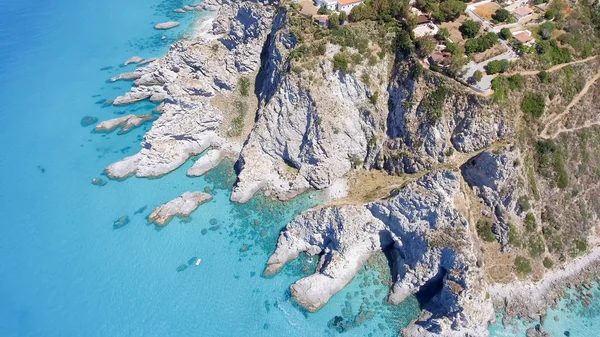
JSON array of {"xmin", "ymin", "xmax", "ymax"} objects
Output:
[
  {"xmin": 94, "ymin": 114, "xmax": 154, "ymax": 134},
  {"xmin": 265, "ymin": 171, "xmax": 494, "ymax": 336},
  {"xmin": 148, "ymin": 191, "xmax": 212, "ymax": 226},
  {"xmin": 107, "ymin": 0, "xmax": 276, "ymax": 180},
  {"xmin": 154, "ymin": 21, "xmax": 180, "ymax": 30}
]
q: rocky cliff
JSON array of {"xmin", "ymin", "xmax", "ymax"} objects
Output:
[
  {"xmin": 265, "ymin": 171, "xmax": 494, "ymax": 336},
  {"xmin": 103, "ymin": 0, "xmax": 600, "ymax": 335}
]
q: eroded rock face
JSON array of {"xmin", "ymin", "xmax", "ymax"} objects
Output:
[
  {"xmin": 106, "ymin": 0, "xmax": 275, "ymax": 179},
  {"xmin": 461, "ymin": 146, "xmax": 524, "ymax": 248},
  {"xmin": 384, "ymin": 63, "xmax": 511, "ymax": 175},
  {"xmin": 232, "ymin": 34, "xmax": 389, "ymax": 202},
  {"xmin": 265, "ymin": 171, "xmax": 494, "ymax": 336},
  {"xmin": 148, "ymin": 191, "xmax": 212, "ymax": 226}
]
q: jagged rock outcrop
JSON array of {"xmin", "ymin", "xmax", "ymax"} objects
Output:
[
  {"xmin": 265, "ymin": 171, "xmax": 494, "ymax": 336},
  {"xmin": 231, "ymin": 23, "xmax": 389, "ymax": 202},
  {"xmin": 148, "ymin": 191, "xmax": 212, "ymax": 226},
  {"xmin": 384, "ymin": 63, "xmax": 511, "ymax": 174},
  {"xmin": 106, "ymin": 0, "xmax": 276, "ymax": 179},
  {"xmin": 461, "ymin": 146, "xmax": 525, "ymax": 248}
]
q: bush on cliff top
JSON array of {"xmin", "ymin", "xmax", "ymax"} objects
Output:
[{"xmin": 514, "ymin": 255, "xmax": 532, "ymax": 274}]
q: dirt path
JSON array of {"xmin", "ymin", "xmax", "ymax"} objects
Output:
[
  {"xmin": 507, "ymin": 55, "xmax": 598, "ymax": 77},
  {"xmin": 540, "ymin": 71, "xmax": 600, "ymax": 138}
]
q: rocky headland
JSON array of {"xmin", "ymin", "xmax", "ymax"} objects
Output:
[{"xmin": 104, "ymin": 0, "xmax": 600, "ymax": 335}]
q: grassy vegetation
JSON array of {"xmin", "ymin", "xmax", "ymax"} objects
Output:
[
  {"xmin": 421, "ymin": 86, "xmax": 448, "ymax": 123},
  {"xmin": 476, "ymin": 220, "xmax": 496, "ymax": 242},
  {"xmin": 524, "ymin": 212, "xmax": 537, "ymax": 232},
  {"xmin": 238, "ymin": 77, "xmax": 250, "ymax": 97},
  {"xmin": 535, "ymin": 139, "xmax": 569, "ymax": 189},
  {"xmin": 520, "ymin": 93, "xmax": 546, "ymax": 118},
  {"xmin": 514, "ymin": 255, "xmax": 532, "ymax": 274},
  {"xmin": 227, "ymin": 100, "xmax": 248, "ymax": 137}
]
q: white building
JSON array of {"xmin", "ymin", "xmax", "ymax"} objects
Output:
[
  {"xmin": 336, "ymin": 0, "xmax": 364, "ymax": 13},
  {"xmin": 316, "ymin": 0, "xmax": 337, "ymax": 11}
]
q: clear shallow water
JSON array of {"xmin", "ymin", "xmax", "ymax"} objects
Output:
[
  {"xmin": 0, "ymin": 0, "xmax": 421, "ymax": 336},
  {"xmin": 1, "ymin": 0, "xmax": 596, "ymax": 335},
  {"xmin": 489, "ymin": 281, "xmax": 600, "ymax": 337}
]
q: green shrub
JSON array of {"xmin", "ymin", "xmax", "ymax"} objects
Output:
[
  {"xmin": 238, "ymin": 77, "xmax": 250, "ymax": 97},
  {"xmin": 520, "ymin": 93, "xmax": 545, "ymax": 117},
  {"xmin": 508, "ymin": 222, "xmax": 522, "ymax": 247},
  {"xmin": 473, "ymin": 70, "xmax": 483, "ymax": 82},
  {"xmin": 524, "ymin": 213, "xmax": 537, "ymax": 232},
  {"xmin": 492, "ymin": 9, "xmax": 513, "ymax": 23},
  {"xmin": 514, "ymin": 256, "xmax": 532, "ymax": 274},
  {"xmin": 227, "ymin": 100, "xmax": 248, "ymax": 137},
  {"xmin": 459, "ymin": 20, "xmax": 480, "ymax": 39},
  {"xmin": 508, "ymin": 74, "xmax": 524, "ymax": 90},
  {"xmin": 499, "ymin": 28, "xmax": 512, "ymax": 40},
  {"xmin": 332, "ymin": 53, "xmax": 350, "ymax": 72},
  {"xmin": 543, "ymin": 257, "xmax": 554, "ymax": 269},
  {"xmin": 528, "ymin": 234, "xmax": 546, "ymax": 258},
  {"xmin": 537, "ymin": 70, "xmax": 551, "ymax": 83},
  {"xmin": 465, "ymin": 33, "xmax": 499, "ymax": 54},
  {"xmin": 476, "ymin": 220, "xmax": 496, "ymax": 242},
  {"xmin": 486, "ymin": 59, "xmax": 510, "ymax": 75},
  {"xmin": 421, "ymin": 86, "xmax": 448, "ymax": 123},
  {"xmin": 370, "ymin": 91, "xmax": 379, "ymax": 105}
]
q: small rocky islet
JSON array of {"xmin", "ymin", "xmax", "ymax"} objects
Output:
[{"xmin": 98, "ymin": 0, "xmax": 600, "ymax": 335}]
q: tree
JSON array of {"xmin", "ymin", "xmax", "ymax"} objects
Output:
[
  {"xmin": 339, "ymin": 11, "xmax": 348, "ymax": 24},
  {"xmin": 539, "ymin": 22, "xmax": 555, "ymax": 40},
  {"xmin": 492, "ymin": 8, "xmax": 512, "ymax": 23},
  {"xmin": 537, "ymin": 70, "xmax": 551, "ymax": 83},
  {"xmin": 317, "ymin": 6, "xmax": 332, "ymax": 15},
  {"xmin": 459, "ymin": 20, "xmax": 480, "ymax": 39},
  {"xmin": 544, "ymin": 10, "xmax": 555, "ymax": 20},
  {"xmin": 332, "ymin": 53, "xmax": 350, "ymax": 72},
  {"xmin": 499, "ymin": 27, "xmax": 512, "ymax": 40},
  {"xmin": 485, "ymin": 59, "xmax": 510, "ymax": 74},
  {"xmin": 436, "ymin": 27, "xmax": 450, "ymax": 40},
  {"xmin": 473, "ymin": 70, "xmax": 483, "ymax": 82},
  {"xmin": 329, "ymin": 13, "xmax": 340, "ymax": 28},
  {"xmin": 393, "ymin": 30, "xmax": 414, "ymax": 55},
  {"xmin": 439, "ymin": 0, "xmax": 466, "ymax": 22},
  {"xmin": 416, "ymin": 36, "xmax": 436, "ymax": 58},
  {"xmin": 521, "ymin": 93, "xmax": 546, "ymax": 117}
]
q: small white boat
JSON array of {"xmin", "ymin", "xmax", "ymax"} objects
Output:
[{"xmin": 195, "ymin": 258, "xmax": 202, "ymax": 266}]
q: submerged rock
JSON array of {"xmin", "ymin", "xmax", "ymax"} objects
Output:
[
  {"xmin": 80, "ymin": 116, "xmax": 98, "ymax": 127},
  {"xmin": 154, "ymin": 21, "xmax": 180, "ymax": 30},
  {"xmin": 148, "ymin": 192, "xmax": 212, "ymax": 226},
  {"xmin": 113, "ymin": 216, "xmax": 129, "ymax": 229},
  {"xmin": 91, "ymin": 177, "xmax": 107, "ymax": 186},
  {"xmin": 124, "ymin": 56, "xmax": 144, "ymax": 65}
]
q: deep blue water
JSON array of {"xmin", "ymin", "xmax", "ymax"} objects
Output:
[{"xmin": 1, "ymin": 0, "xmax": 598, "ymax": 336}]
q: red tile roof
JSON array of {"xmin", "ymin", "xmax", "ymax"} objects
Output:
[{"xmin": 338, "ymin": 0, "xmax": 363, "ymax": 5}]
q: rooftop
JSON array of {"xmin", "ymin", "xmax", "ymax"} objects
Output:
[
  {"xmin": 338, "ymin": 0, "xmax": 363, "ymax": 5},
  {"xmin": 512, "ymin": 7, "xmax": 533, "ymax": 17},
  {"xmin": 513, "ymin": 31, "xmax": 534, "ymax": 43}
]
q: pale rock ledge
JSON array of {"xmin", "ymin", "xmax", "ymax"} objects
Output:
[
  {"xmin": 148, "ymin": 191, "xmax": 212, "ymax": 226},
  {"xmin": 94, "ymin": 114, "xmax": 154, "ymax": 134}
]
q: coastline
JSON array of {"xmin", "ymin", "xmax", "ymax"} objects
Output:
[{"xmin": 490, "ymin": 245, "xmax": 600, "ymax": 320}]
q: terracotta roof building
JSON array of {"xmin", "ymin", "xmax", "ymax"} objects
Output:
[
  {"xmin": 512, "ymin": 6, "xmax": 533, "ymax": 20},
  {"xmin": 337, "ymin": 0, "xmax": 364, "ymax": 13}
]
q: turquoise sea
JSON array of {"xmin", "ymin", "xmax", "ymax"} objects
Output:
[{"xmin": 0, "ymin": 0, "xmax": 597, "ymax": 336}]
